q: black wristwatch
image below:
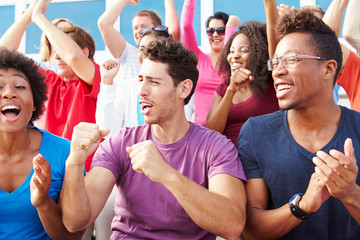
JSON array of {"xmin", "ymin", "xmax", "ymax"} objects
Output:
[{"xmin": 289, "ymin": 193, "xmax": 312, "ymax": 220}]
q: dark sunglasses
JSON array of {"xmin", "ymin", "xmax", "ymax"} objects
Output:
[
  {"xmin": 140, "ymin": 26, "xmax": 171, "ymax": 38},
  {"xmin": 206, "ymin": 27, "xmax": 226, "ymax": 36}
]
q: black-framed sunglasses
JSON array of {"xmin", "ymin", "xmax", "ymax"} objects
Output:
[
  {"xmin": 140, "ymin": 26, "xmax": 171, "ymax": 38},
  {"xmin": 206, "ymin": 27, "xmax": 226, "ymax": 36}
]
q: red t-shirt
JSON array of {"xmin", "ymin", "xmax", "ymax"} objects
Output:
[
  {"xmin": 216, "ymin": 82, "xmax": 279, "ymax": 145},
  {"xmin": 336, "ymin": 51, "xmax": 360, "ymax": 112},
  {"xmin": 37, "ymin": 61, "xmax": 101, "ymax": 170}
]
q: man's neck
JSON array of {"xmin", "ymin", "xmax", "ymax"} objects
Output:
[
  {"xmin": 152, "ymin": 117, "xmax": 191, "ymax": 144},
  {"xmin": 287, "ymin": 103, "xmax": 342, "ymax": 153}
]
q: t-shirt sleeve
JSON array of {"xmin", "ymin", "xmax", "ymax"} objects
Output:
[
  {"xmin": 91, "ymin": 135, "xmax": 122, "ymax": 179},
  {"xmin": 91, "ymin": 128, "xmax": 133, "ymax": 179},
  {"xmin": 336, "ymin": 51, "xmax": 360, "ymax": 107},
  {"xmin": 237, "ymin": 119, "xmax": 262, "ymax": 179},
  {"xmin": 208, "ymin": 132, "xmax": 247, "ymax": 181},
  {"xmin": 215, "ymin": 81, "xmax": 227, "ymax": 97}
]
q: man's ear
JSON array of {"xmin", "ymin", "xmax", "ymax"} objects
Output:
[
  {"xmin": 82, "ymin": 47, "xmax": 90, "ymax": 58},
  {"xmin": 324, "ymin": 59, "xmax": 337, "ymax": 81},
  {"xmin": 177, "ymin": 79, "xmax": 193, "ymax": 101}
]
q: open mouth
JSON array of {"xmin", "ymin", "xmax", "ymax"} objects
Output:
[
  {"xmin": 140, "ymin": 102, "xmax": 153, "ymax": 115},
  {"xmin": 1, "ymin": 105, "xmax": 20, "ymax": 120},
  {"xmin": 141, "ymin": 103, "xmax": 153, "ymax": 110}
]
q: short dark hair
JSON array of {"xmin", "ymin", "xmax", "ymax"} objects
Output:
[
  {"xmin": 142, "ymin": 38, "xmax": 198, "ymax": 105},
  {"xmin": 205, "ymin": 11, "xmax": 229, "ymax": 28},
  {"xmin": 276, "ymin": 10, "xmax": 342, "ymax": 83},
  {"xmin": 135, "ymin": 10, "xmax": 162, "ymax": 26},
  {"xmin": 219, "ymin": 21, "xmax": 271, "ymax": 96},
  {"xmin": 0, "ymin": 47, "xmax": 47, "ymax": 126},
  {"xmin": 62, "ymin": 26, "xmax": 96, "ymax": 60}
]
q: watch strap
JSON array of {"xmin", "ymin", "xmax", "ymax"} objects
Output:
[{"xmin": 289, "ymin": 193, "xmax": 312, "ymax": 220}]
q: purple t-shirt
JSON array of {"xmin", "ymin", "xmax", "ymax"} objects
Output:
[{"xmin": 92, "ymin": 122, "xmax": 246, "ymax": 239}]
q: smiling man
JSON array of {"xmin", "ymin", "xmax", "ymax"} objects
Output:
[
  {"xmin": 237, "ymin": 10, "xmax": 360, "ymax": 240},
  {"xmin": 61, "ymin": 38, "xmax": 246, "ymax": 240}
]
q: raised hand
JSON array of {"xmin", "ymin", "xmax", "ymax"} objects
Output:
[
  {"xmin": 228, "ymin": 68, "xmax": 254, "ymax": 92},
  {"xmin": 100, "ymin": 59, "xmax": 120, "ymax": 85},
  {"xmin": 313, "ymin": 138, "xmax": 359, "ymax": 201},
  {"xmin": 126, "ymin": 140, "xmax": 174, "ymax": 183},
  {"xmin": 227, "ymin": 15, "xmax": 241, "ymax": 28},
  {"xmin": 69, "ymin": 122, "xmax": 109, "ymax": 165},
  {"xmin": 30, "ymin": 154, "xmax": 52, "ymax": 210},
  {"xmin": 31, "ymin": 0, "xmax": 51, "ymax": 22},
  {"xmin": 277, "ymin": 4, "xmax": 295, "ymax": 17},
  {"xmin": 127, "ymin": 0, "xmax": 140, "ymax": 6}
]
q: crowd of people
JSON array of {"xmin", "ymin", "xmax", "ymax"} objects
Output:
[{"xmin": 0, "ymin": 0, "xmax": 359, "ymax": 239}]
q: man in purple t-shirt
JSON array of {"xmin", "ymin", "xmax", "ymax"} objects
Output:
[{"xmin": 60, "ymin": 38, "xmax": 246, "ymax": 239}]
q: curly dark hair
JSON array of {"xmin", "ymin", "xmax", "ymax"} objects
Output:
[
  {"xmin": 276, "ymin": 10, "xmax": 342, "ymax": 83},
  {"xmin": 62, "ymin": 26, "xmax": 96, "ymax": 60},
  {"xmin": 142, "ymin": 38, "xmax": 198, "ymax": 105},
  {"xmin": 218, "ymin": 21, "xmax": 271, "ymax": 96},
  {"xmin": 0, "ymin": 47, "xmax": 47, "ymax": 126},
  {"xmin": 205, "ymin": 11, "xmax": 229, "ymax": 27}
]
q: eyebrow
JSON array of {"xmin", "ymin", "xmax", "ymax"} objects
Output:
[
  {"xmin": 273, "ymin": 50, "xmax": 294, "ymax": 58},
  {"xmin": 14, "ymin": 73, "xmax": 28, "ymax": 80},
  {"xmin": 139, "ymin": 74, "xmax": 163, "ymax": 81}
]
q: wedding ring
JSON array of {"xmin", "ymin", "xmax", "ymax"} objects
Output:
[{"xmin": 316, "ymin": 177, "xmax": 321, "ymax": 182}]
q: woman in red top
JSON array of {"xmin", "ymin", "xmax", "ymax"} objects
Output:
[{"xmin": 206, "ymin": 21, "xmax": 279, "ymax": 145}]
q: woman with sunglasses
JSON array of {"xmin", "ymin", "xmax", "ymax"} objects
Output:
[
  {"xmin": 206, "ymin": 21, "xmax": 279, "ymax": 146},
  {"xmin": 181, "ymin": 0, "xmax": 240, "ymax": 126}
]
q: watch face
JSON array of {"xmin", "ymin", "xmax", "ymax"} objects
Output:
[{"xmin": 289, "ymin": 194, "xmax": 301, "ymax": 205}]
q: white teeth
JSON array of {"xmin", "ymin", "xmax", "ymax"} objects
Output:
[
  {"xmin": 1, "ymin": 105, "xmax": 19, "ymax": 111},
  {"xmin": 141, "ymin": 103, "xmax": 152, "ymax": 108},
  {"xmin": 277, "ymin": 84, "xmax": 293, "ymax": 91},
  {"xmin": 232, "ymin": 62, "xmax": 241, "ymax": 68}
]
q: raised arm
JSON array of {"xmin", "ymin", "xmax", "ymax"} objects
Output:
[
  {"xmin": 60, "ymin": 123, "xmax": 115, "ymax": 232},
  {"xmin": 96, "ymin": 59, "xmax": 126, "ymax": 137},
  {"xmin": 206, "ymin": 68, "xmax": 254, "ymax": 133},
  {"xmin": 0, "ymin": 0, "xmax": 38, "ymax": 50},
  {"xmin": 342, "ymin": 0, "xmax": 360, "ymax": 51},
  {"xmin": 206, "ymin": 92, "xmax": 232, "ymax": 133},
  {"xmin": 181, "ymin": 0, "xmax": 201, "ymax": 54},
  {"xmin": 322, "ymin": 0, "xmax": 349, "ymax": 37},
  {"xmin": 322, "ymin": 0, "xmax": 351, "ymax": 70},
  {"xmin": 30, "ymin": 154, "xmax": 84, "ymax": 240},
  {"xmin": 263, "ymin": 0, "xmax": 279, "ymax": 58},
  {"xmin": 98, "ymin": 0, "xmax": 137, "ymax": 58},
  {"xmin": 165, "ymin": 0, "xmax": 180, "ymax": 42},
  {"xmin": 31, "ymin": 0, "xmax": 95, "ymax": 85},
  {"xmin": 224, "ymin": 15, "xmax": 240, "ymax": 44}
]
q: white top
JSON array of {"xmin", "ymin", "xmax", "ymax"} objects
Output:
[{"xmin": 96, "ymin": 42, "xmax": 140, "ymax": 138}]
